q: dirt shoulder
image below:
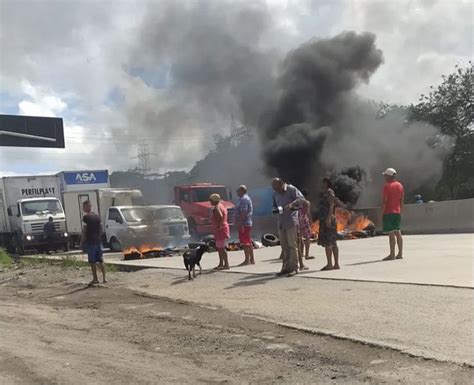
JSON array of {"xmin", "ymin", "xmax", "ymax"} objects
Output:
[{"xmin": 0, "ymin": 264, "xmax": 472, "ymax": 385}]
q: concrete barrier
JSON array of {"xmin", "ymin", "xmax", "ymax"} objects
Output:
[
  {"xmin": 251, "ymin": 198, "xmax": 474, "ymax": 237},
  {"xmin": 357, "ymin": 198, "xmax": 474, "ymax": 234}
]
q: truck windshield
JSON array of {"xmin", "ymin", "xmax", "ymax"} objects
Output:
[
  {"xmin": 192, "ymin": 187, "xmax": 228, "ymax": 202},
  {"xmin": 21, "ymin": 200, "xmax": 63, "ymax": 215},
  {"xmin": 121, "ymin": 208, "xmax": 153, "ymax": 223},
  {"xmin": 153, "ymin": 207, "xmax": 184, "ymax": 220}
]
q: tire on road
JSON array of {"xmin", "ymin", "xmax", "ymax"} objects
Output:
[{"xmin": 261, "ymin": 233, "xmax": 279, "ymax": 247}]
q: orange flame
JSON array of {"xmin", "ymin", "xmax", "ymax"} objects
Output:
[
  {"xmin": 311, "ymin": 208, "xmax": 373, "ymax": 239},
  {"xmin": 123, "ymin": 242, "xmax": 163, "ymax": 256}
]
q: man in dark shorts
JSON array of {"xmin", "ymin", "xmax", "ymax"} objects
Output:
[
  {"xmin": 80, "ymin": 200, "xmax": 106, "ymax": 285},
  {"xmin": 381, "ymin": 168, "xmax": 404, "ymax": 261}
]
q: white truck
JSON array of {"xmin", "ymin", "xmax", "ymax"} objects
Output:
[
  {"xmin": 62, "ymin": 188, "xmax": 153, "ymax": 252},
  {"xmin": 0, "ymin": 175, "xmax": 69, "ymax": 254}
]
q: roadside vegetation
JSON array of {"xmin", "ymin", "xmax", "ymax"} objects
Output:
[
  {"xmin": 0, "ymin": 249, "xmax": 117, "ymax": 272},
  {"xmin": 0, "ymin": 248, "xmax": 13, "ymax": 267}
]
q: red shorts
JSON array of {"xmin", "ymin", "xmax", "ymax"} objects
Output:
[{"xmin": 238, "ymin": 226, "xmax": 252, "ymax": 246}]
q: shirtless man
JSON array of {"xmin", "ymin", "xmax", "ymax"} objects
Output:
[{"xmin": 80, "ymin": 200, "xmax": 106, "ymax": 284}]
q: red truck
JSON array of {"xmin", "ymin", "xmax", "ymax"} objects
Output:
[{"xmin": 174, "ymin": 183, "xmax": 235, "ymax": 236}]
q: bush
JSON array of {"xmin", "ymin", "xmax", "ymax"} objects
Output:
[{"xmin": 0, "ymin": 248, "xmax": 13, "ymax": 267}]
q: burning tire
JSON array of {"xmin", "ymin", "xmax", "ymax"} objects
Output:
[
  {"xmin": 201, "ymin": 235, "xmax": 216, "ymax": 250},
  {"xmin": 261, "ymin": 233, "xmax": 279, "ymax": 247}
]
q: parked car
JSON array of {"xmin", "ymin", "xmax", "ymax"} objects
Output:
[{"xmin": 105, "ymin": 205, "xmax": 157, "ymax": 252}]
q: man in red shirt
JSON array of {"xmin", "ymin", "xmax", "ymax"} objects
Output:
[{"xmin": 381, "ymin": 168, "xmax": 404, "ymax": 261}]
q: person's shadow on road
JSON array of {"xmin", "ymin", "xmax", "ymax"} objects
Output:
[{"xmin": 224, "ymin": 273, "xmax": 280, "ymax": 290}]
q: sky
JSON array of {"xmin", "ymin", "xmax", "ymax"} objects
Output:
[{"xmin": 0, "ymin": 0, "xmax": 472, "ymax": 176}]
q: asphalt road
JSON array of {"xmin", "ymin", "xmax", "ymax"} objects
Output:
[
  {"xmin": 1, "ymin": 265, "xmax": 472, "ymax": 385},
  {"xmin": 34, "ymin": 234, "xmax": 474, "ymax": 366},
  {"xmin": 111, "ymin": 234, "xmax": 474, "ymax": 287}
]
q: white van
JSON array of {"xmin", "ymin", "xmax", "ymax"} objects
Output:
[{"xmin": 146, "ymin": 205, "xmax": 191, "ymax": 246}]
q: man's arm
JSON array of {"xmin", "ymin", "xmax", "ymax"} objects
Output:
[
  {"xmin": 214, "ymin": 206, "xmax": 223, "ymax": 228},
  {"xmin": 400, "ymin": 188, "xmax": 405, "ymax": 213},
  {"xmin": 80, "ymin": 217, "xmax": 87, "ymax": 249},
  {"xmin": 286, "ymin": 186, "xmax": 304, "ymax": 211},
  {"xmin": 326, "ymin": 191, "xmax": 335, "ymax": 226},
  {"xmin": 380, "ymin": 185, "xmax": 388, "ymax": 217}
]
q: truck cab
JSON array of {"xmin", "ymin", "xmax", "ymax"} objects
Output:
[
  {"xmin": 8, "ymin": 197, "xmax": 68, "ymax": 254},
  {"xmin": 174, "ymin": 183, "xmax": 235, "ymax": 236}
]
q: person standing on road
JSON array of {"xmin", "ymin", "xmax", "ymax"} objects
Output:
[
  {"xmin": 272, "ymin": 178, "xmax": 304, "ymax": 277},
  {"xmin": 318, "ymin": 177, "xmax": 340, "ymax": 271},
  {"xmin": 297, "ymin": 199, "xmax": 311, "ymax": 271},
  {"xmin": 80, "ymin": 200, "xmax": 106, "ymax": 285},
  {"xmin": 381, "ymin": 168, "xmax": 404, "ymax": 260},
  {"xmin": 210, "ymin": 193, "xmax": 230, "ymax": 270},
  {"xmin": 235, "ymin": 185, "xmax": 255, "ymax": 266},
  {"xmin": 43, "ymin": 216, "xmax": 56, "ymax": 255}
]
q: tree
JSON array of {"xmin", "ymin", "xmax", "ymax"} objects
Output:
[{"xmin": 410, "ymin": 62, "xmax": 473, "ymax": 200}]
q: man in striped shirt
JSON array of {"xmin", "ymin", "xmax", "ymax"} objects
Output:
[{"xmin": 235, "ymin": 185, "xmax": 255, "ymax": 266}]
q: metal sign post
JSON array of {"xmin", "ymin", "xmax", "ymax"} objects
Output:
[{"xmin": 0, "ymin": 114, "xmax": 65, "ymax": 148}]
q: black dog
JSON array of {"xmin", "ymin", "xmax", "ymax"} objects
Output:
[{"xmin": 183, "ymin": 243, "xmax": 209, "ymax": 280}]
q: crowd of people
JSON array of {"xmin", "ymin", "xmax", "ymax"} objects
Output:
[
  {"xmin": 208, "ymin": 167, "xmax": 405, "ymax": 277},
  {"xmin": 79, "ymin": 167, "xmax": 405, "ymax": 284}
]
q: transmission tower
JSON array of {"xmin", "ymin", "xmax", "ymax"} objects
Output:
[
  {"xmin": 230, "ymin": 114, "xmax": 251, "ymax": 146},
  {"xmin": 131, "ymin": 140, "xmax": 155, "ymax": 177}
]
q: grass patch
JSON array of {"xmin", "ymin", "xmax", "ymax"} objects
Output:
[
  {"xmin": 17, "ymin": 255, "xmax": 118, "ymax": 272},
  {"xmin": 0, "ymin": 248, "xmax": 13, "ymax": 267},
  {"xmin": 60, "ymin": 256, "xmax": 89, "ymax": 269},
  {"xmin": 106, "ymin": 264, "xmax": 118, "ymax": 273}
]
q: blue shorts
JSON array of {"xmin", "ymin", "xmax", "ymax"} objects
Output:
[{"xmin": 84, "ymin": 244, "xmax": 103, "ymax": 264}]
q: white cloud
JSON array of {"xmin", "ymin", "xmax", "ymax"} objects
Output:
[
  {"xmin": 331, "ymin": 0, "xmax": 473, "ymax": 104},
  {"xmin": 0, "ymin": 0, "xmax": 471, "ymax": 175},
  {"xmin": 18, "ymin": 81, "xmax": 67, "ymax": 117}
]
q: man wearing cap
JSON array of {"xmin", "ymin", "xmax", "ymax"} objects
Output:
[
  {"xmin": 235, "ymin": 185, "xmax": 255, "ymax": 266},
  {"xmin": 381, "ymin": 168, "xmax": 404, "ymax": 261}
]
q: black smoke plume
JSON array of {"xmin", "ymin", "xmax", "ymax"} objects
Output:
[
  {"xmin": 129, "ymin": 4, "xmax": 448, "ymax": 206},
  {"xmin": 260, "ymin": 32, "xmax": 384, "ymax": 190},
  {"xmin": 330, "ymin": 166, "xmax": 366, "ymax": 205}
]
